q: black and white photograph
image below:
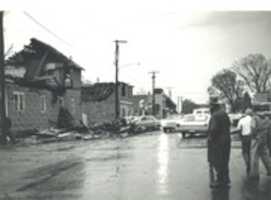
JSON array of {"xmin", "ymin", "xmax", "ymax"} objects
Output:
[{"xmin": 1, "ymin": 1, "xmax": 271, "ymax": 199}]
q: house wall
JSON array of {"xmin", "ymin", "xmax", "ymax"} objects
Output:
[
  {"xmin": 81, "ymin": 85, "xmax": 134, "ymax": 124},
  {"xmin": 63, "ymin": 89, "xmax": 82, "ymax": 122},
  {"xmin": 82, "ymin": 94, "xmax": 115, "ymax": 124},
  {"xmin": 155, "ymin": 93, "xmax": 164, "ymax": 119},
  {"xmin": 131, "ymin": 94, "xmax": 152, "ymax": 116},
  {"xmin": 72, "ymin": 69, "xmax": 82, "ymax": 88},
  {"xmin": 5, "ymin": 83, "xmax": 81, "ymax": 132}
]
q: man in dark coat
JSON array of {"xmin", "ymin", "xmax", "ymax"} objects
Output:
[{"xmin": 208, "ymin": 98, "xmax": 231, "ymax": 188}]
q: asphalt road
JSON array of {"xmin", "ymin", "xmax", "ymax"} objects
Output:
[{"xmin": 0, "ymin": 132, "xmax": 271, "ymax": 200}]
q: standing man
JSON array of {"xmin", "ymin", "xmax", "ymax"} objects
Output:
[
  {"xmin": 249, "ymin": 112, "xmax": 271, "ymax": 179},
  {"xmin": 208, "ymin": 97, "xmax": 231, "ymax": 188},
  {"xmin": 237, "ymin": 108, "xmax": 254, "ymax": 176}
]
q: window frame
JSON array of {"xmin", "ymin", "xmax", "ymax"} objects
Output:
[
  {"xmin": 41, "ymin": 95, "xmax": 47, "ymax": 113},
  {"xmin": 13, "ymin": 91, "xmax": 25, "ymax": 112}
]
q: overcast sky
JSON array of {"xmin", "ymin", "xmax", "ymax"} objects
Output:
[{"xmin": 3, "ymin": 1, "xmax": 271, "ymax": 103}]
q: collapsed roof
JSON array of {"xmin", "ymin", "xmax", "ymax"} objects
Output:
[{"xmin": 7, "ymin": 38, "xmax": 83, "ymax": 70}]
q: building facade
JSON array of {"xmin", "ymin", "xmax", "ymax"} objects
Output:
[
  {"xmin": 81, "ymin": 82, "xmax": 134, "ymax": 125},
  {"xmin": 132, "ymin": 88, "xmax": 177, "ymax": 119},
  {"xmin": 3, "ymin": 38, "xmax": 83, "ymax": 133}
]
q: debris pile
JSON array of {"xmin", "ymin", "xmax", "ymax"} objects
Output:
[{"xmin": 15, "ymin": 118, "xmax": 140, "ymax": 145}]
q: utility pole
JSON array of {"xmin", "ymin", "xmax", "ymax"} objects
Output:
[
  {"xmin": 0, "ymin": 11, "xmax": 6, "ymax": 144},
  {"xmin": 149, "ymin": 71, "xmax": 159, "ymax": 116},
  {"xmin": 114, "ymin": 40, "xmax": 127, "ymax": 119}
]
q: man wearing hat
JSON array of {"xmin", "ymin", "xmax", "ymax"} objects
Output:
[{"xmin": 208, "ymin": 97, "xmax": 231, "ymax": 188}]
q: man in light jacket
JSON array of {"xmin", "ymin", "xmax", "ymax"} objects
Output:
[{"xmin": 237, "ymin": 108, "xmax": 254, "ymax": 176}]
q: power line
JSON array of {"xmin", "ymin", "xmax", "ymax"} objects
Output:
[{"xmin": 23, "ymin": 11, "xmax": 73, "ymax": 47}]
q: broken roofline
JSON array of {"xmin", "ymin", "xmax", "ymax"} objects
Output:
[
  {"xmin": 81, "ymin": 81, "xmax": 133, "ymax": 102},
  {"xmin": 82, "ymin": 81, "xmax": 134, "ymax": 88},
  {"xmin": 7, "ymin": 38, "xmax": 84, "ymax": 70}
]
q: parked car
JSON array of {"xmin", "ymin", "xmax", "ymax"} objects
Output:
[
  {"xmin": 133, "ymin": 115, "xmax": 160, "ymax": 132},
  {"xmin": 176, "ymin": 114, "xmax": 210, "ymax": 138},
  {"xmin": 160, "ymin": 115, "xmax": 184, "ymax": 133},
  {"xmin": 124, "ymin": 116, "xmax": 139, "ymax": 125}
]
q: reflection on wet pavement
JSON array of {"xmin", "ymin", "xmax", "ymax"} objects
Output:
[
  {"xmin": 157, "ymin": 133, "xmax": 169, "ymax": 195},
  {"xmin": 241, "ymin": 177, "xmax": 271, "ymax": 200},
  {"xmin": 211, "ymin": 188, "xmax": 230, "ymax": 200},
  {"xmin": 17, "ymin": 157, "xmax": 86, "ymax": 199},
  {"xmin": 3, "ymin": 132, "xmax": 271, "ymax": 200}
]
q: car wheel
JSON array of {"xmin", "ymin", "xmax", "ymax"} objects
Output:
[{"xmin": 163, "ymin": 128, "xmax": 168, "ymax": 133}]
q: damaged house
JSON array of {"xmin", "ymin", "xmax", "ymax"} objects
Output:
[
  {"xmin": 4, "ymin": 38, "xmax": 83, "ymax": 132},
  {"xmin": 81, "ymin": 82, "xmax": 134, "ymax": 125}
]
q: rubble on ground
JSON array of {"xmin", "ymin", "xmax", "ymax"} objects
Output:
[{"xmin": 14, "ymin": 118, "xmax": 144, "ymax": 146}]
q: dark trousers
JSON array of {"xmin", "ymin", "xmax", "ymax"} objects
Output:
[
  {"xmin": 212, "ymin": 139, "xmax": 231, "ymax": 183},
  {"xmin": 241, "ymin": 135, "xmax": 251, "ymax": 172}
]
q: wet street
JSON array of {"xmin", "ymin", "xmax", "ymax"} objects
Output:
[{"xmin": 1, "ymin": 131, "xmax": 271, "ymax": 200}]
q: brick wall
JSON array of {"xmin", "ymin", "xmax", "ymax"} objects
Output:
[
  {"xmin": 5, "ymin": 83, "xmax": 82, "ymax": 132},
  {"xmin": 63, "ymin": 89, "xmax": 82, "ymax": 124},
  {"xmin": 82, "ymin": 94, "xmax": 115, "ymax": 124},
  {"xmin": 81, "ymin": 84, "xmax": 134, "ymax": 124}
]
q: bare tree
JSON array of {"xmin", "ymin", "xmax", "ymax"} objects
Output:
[
  {"xmin": 211, "ymin": 69, "xmax": 244, "ymax": 112},
  {"xmin": 232, "ymin": 54, "xmax": 271, "ymax": 93}
]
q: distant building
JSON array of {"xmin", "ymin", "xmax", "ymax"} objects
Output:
[
  {"xmin": 131, "ymin": 93, "xmax": 152, "ymax": 116},
  {"xmin": 81, "ymin": 82, "xmax": 134, "ymax": 124},
  {"xmin": 3, "ymin": 38, "xmax": 83, "ymax": 132},
  {"xmin": 132, "ymin": 88, "xmax": 177, "ymax": 119},
  {"xmin": 252, "ymin": 92, "xmax": 271, "ymax": 111}
]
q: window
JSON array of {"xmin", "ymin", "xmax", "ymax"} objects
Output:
[
  {"xmin": 41, "ymin": 95, "xmax": 47, "ymax": 113},
  {"xmin": 13, "ymin": 91, "xmax": 25, "ymax": 112}
]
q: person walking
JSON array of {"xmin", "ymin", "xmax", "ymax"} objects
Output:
[
  {"xmin": 236, "ymin": 108, "xmax": 254, "ymax": 176},
  {"xmin": 208, "ymin": 98, "xmax": 231, "ymax": 188},
  {"xmin": 249, "ymin": 112, "xmax": 271, "ymax": 179}
]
